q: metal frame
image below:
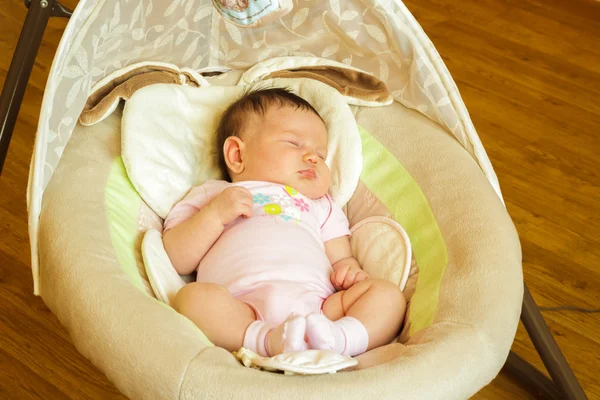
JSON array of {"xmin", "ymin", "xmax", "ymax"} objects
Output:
[
  {"xmin": 0, "ymin": 2, "xmax": 589, "ymax": 399},
  {"xmin": 0, "ymin": 0, "xmax": 71, "ymax": 174},
  {"xmin": 503, "ymin": 286, "xmax": 588, "ymax": 399}
]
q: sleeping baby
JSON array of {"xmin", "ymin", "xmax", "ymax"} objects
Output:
[{"xmin": 163, "ymin": 87, "xmax": 406, "ymax": 358}]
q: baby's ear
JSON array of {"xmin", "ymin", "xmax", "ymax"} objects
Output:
[{"xmin": 223, "ymin": 136, "xmax": 245, "ymax": 175}]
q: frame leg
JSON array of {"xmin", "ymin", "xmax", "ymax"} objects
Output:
[
  {"xmin": 507, "ymin": 284, "xmax": 588, "ymax": 399},
  {"xmin": 504, "ymin": 351, "xmax": 561, "ymax": 399},
  {"xmin": 0, "ymin": 0, "xmax": 70, "ymax": 175}
]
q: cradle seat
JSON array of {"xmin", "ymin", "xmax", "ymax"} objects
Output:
[{"xmin": 38, "ymin": 70, "xmax": 522, "ymax": 399}]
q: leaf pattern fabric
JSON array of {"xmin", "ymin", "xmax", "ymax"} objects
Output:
[
  {"xmin": 29, "ymin": 0, "xmax": 501, "ymax": 277},
  {"xmin": 36, "ymin": 0, "xmax": 485, "ymax": 196}
]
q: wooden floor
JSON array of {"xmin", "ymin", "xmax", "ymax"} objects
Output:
[{"xmin": 1, "ymin": 0, "xmax": 598, "ymax": 398}]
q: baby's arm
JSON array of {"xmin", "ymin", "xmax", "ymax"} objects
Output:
[
  {"xmin": 325, "ymin": 236, "xmax": 369, "ymax": 291},
  {"xmin": 163, "ymin": 187, "xmax": 253, "ymax": 275}
]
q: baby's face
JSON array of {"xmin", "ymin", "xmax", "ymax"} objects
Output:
[{"xmin": 240, "ymin": 105, "xmax": 332, "ymax": 199}]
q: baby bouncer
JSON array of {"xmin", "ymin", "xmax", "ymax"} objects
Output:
[{"xmin": 0, "ymin": 0, "xmax": 589, "ymax": 398}]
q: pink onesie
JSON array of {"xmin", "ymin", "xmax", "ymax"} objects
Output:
[{"xmin": 163, "ymin": 180, "xmax": 351, "ymax": 325}]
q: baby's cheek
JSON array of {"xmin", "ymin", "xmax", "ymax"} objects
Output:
[
  {"xmin": 252, "ymin": 155, "xmax": 279, "ymax": 176},
  {"xmin": 320, "ymin": 169, "xmax": 333, "ymax": 191},
  {"xmin": 324, "ymin": 173, "xmax": 332, "ymax": 189},
  {"xmin": 263, "ymin": 151, "xmax": 286, "ymax": 168}
]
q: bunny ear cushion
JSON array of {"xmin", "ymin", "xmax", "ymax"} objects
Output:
[
  {"xmin": 79, "ymin": 56, "xmax": 392, "ymax": 127},
  {"xmin": 79, "ymin": 62, "xmax": 207, "ymax": 126},
  {"xmin": 265, "ymin": 66, "xmax": 392, "ymax": 106},
  {"xmin": 238, "ymin": 56, "xmax": 393, "ymax": 107}
]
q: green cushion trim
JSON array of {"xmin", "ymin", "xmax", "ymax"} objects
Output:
[
  {"xmin": 105, "ymin": 157, "xmax": 147, "ymax": 292},
  {"xmin": 358, "ymin": 126, "xmax": 448, "ymax": 335},
  {"xmin": 105, "ymin": 157, "xmax": 213, "ymax": 346}
]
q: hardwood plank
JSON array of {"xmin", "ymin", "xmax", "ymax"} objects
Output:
[
  {"xmin": 0, "ymin": 254, "xmax": 127, "ymax": 399},
  {"xmin": 502, "ymin": 0, "xmax": 600, "ymax": 39},
  {"xmin": 428, "ymin": 21, "xmax": 600, "ymax": 119},
  {"xmin": 404, "ymin": 0, "xmax": 511, "ymax": 26},
  {"xmin": 0, "ymin": 0, "xmax": 598, "ymax": 399},
  {"xmin": 0, "ymin": 347, "xmax": 70, "ymax": 400},
  {"xmin": 476, "ymin": 370, "xmax": 537, "ymax": 400},
  {"xmin": 404, "ymin": 0, "xmax": 600, "ymax": 399}
]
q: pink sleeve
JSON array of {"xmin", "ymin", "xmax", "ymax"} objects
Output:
[
  {"xmin": 163, "ymin": 181, "xmax": 228, "ymax": 232},
  {"xmin": 320, "ymin": 195, "xmax": 351, "ymax": 242}
]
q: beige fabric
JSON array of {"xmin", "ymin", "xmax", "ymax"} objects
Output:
[
  {"xmin": 39, "ymin": 92, "xmax": 521, "ymax": 398},
  {"xmin": 350, "ymin": 217, "xmax": 411, "ymax": 291},
  {"xmin": 39, "ymin": 109, "xmax": 208, "ymax": 400},
  {"xmin": 214, "ymin": 0, "xmax": 293, "ymax": 27},
  {"xmin": 345, "ymin": 180, "xmax": 421, "ymax": 305},
  {"xmin": 234, "ymin": 348, "xmax": 357, "ymax": 375},
  {"xmin": 181, "ymin": 322, "xmax": 493, "ymax": 399},
  {"xmin": 353, "ymin": 102, "xmax": 523, "ymax": 383},
  {"xmin": 36, "ymin": 0, "xmax": 502, "ymax": 197}
]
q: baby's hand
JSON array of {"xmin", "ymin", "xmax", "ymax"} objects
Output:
[
  {"xmin": 330, "ymin": 258, "xmax": 369, "ymax": 291},
  {"xmin": 209, "ymin": 186, "xmax": 253, "ymax": 226}
]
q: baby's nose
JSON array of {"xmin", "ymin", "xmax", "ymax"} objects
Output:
[{"xmin": 303, "ymin": 152, "xmax": 318, "ymax": 164}]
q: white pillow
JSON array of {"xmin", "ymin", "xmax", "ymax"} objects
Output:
[{"xmin": 122, "ymin": 78, "xmax": 362, "ymax": 219}]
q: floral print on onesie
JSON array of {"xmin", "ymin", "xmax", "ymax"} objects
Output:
[{"xmin": 254, "ymin": 186, "xmax": 310, "ymax": 222}]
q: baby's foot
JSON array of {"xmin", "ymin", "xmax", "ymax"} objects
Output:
[
  {"xmin": 266, "ymin": 314, "xmax": 308, "ymax": 356},
  {"xmin": 305, "ymin": 313, "xmax": 370, "ymax": 357},
  {"xmin": 305, "ymin": 313, "xmax": 336, "ymax": 351}
]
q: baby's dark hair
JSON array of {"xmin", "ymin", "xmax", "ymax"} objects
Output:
[{"xmin": 215, "ymin": 86, "xmax": 321, "ymax": 181}]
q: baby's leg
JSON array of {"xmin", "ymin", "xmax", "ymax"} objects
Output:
[
  {"xmin": 307, "ymin": 279, "xmax": 406, "ymax": 355},
  {"xmin": 174, "ymin": 282, "xmax": 309, "ymax": 356},
  {"xmin": 174, "ymin": 282, "xmax": 256, "ymax": 352}
]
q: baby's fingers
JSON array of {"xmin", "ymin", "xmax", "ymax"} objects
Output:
[
  {"xmin": 332, "ymin": 267, "xmax": 348, "ymax": 290},
  {"xmin": 330, "ymin": 271, "xmax": 339, "ymax": 290},
  {"xmin": 241, "ymin": 203, "xmax": 253, "ymax": 218},
  {"xmin": 342, "ymin": 268, "xmax": 359, "ymax": 290},
  {"xmin": 355, "ymin": 271, "xmax": 369, "ymax": 283}
]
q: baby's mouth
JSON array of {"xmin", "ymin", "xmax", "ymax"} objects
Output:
[{"xmin": 298, "ymin": 169, "xmax": 316, "ymax": 179}]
